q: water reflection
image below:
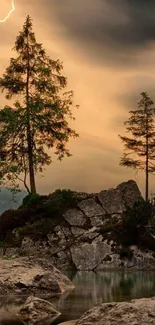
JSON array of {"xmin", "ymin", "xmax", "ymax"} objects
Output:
[
  {"xmin": 52, "ymin": 271, "xmax": 155, "ymax": 322},
  {"xmin": 1, "ymin": 271, "xmax": 155, "ymax": 324}
]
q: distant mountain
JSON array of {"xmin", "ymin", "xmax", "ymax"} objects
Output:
[{"xmin": 0, "ymin": 188, "xmax": 27, "ymax": 214}]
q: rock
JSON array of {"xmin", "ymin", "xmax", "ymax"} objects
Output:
[
  {"xmin": 71, "ymin": 240, "xmax": 112, "ymax": 270},
  {"xmin": 76, "ymin": 227, "xmax": 99, "ymax": 242},
  {"xmin": 76, "ymin": 297, "xmax": 155, "ymax": 325},
  {"xmin": 17, "ymin": 296, "xmax": 61, "ymax": 325},
  {"xmin": 0, "ymin": 257, "xmax": 74, "ymax": 298},
  {"xmin": 63, "ymin": 209, "xmax": 86, "ymax": 226},
  {"xmin": 72, "ymin": 191, "xmax": 94, "ymax": 200},
  {"xmin": 98, "ymin": 189, "xmax": 125, "ymax": 214},
  {"xmin": 20, "ymin": 237, "xmax": 35, "ymax": 255},
  {"xmin": 47, "ymin": 232, "xmax": 67, "ymax": 254},
  {"xmin": 62, "ymin": 227, "xmax": 72, "ymax": 237},
  {"xmin": 19, "ymin": 239, "xmax": 50, "ymax": 258},
  {"xmin": 78, "ymin": 198, "xmax": 106, "ymax": 226},
  {"xmin": 116, "ymin": 179, "xmax": 143, "ymax": 208},
  {"xmin": 71, "ymin": 227, "xmax": 85, "ymax": 236}
]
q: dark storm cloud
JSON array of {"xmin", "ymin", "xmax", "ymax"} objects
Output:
[
  {"xmin": 111, "ymin": 75, "xmax": 155, "ymax": 128},
  {"xmin": 51, "ymin": 0, "xmax": 155, "ymax": 65},
  {"xmin": 116, "ymin": 75, "xmax": 155, "ymax": 110}
]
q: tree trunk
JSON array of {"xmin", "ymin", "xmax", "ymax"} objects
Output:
[
  {"xmin": 26, "ymin": 32, "xmax": 36, "ymax": 194},
  {"xmin": 145, "ymin": 147, "xmax": 149, "ymax": 201},
  {"xmin": 145, "ymin": 105, "xmax": 149, "ymax": 201}
]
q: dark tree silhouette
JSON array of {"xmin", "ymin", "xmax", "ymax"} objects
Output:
[
  {"xmin": 119, "ymin": 92, "xmax": 155, "ymax": 200},
  {"xmin": 0, "ymin": 15, "xmax": 78, "ymax": 193}
]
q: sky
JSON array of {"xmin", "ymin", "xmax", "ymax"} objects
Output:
[{"xmin": 1, "ymin": 0, "xmax": 155, "ymax": 197}]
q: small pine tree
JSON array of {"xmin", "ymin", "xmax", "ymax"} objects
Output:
[
  {"xmin": 0, "ymin": 15, "xmax": 78, "ymax": 193},
  {"xmin": 119, "ymin": 92, "xmax": 155, "ymax": 201}
]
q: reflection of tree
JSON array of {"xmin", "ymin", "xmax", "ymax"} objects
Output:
[{"xmin": 52, "ymin": 270, "xmax": 155, "ymax": 322}]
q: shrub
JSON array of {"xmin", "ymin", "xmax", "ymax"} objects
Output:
[
  {"xmin": 43, "ymin": 189, "xmax": 78, "ymax": 219},
  {"xmin": 22, "ymin": 193, "xmax": 42, "ymax": 207},
  {"xmin": 124, "ymin": 199, "xmax": 153, "ymax": 229},
  {"xmin": 119, "ymin": 199, "xmax": 154, "ymax": 246},
  {"xmin": 0, "ymin": 204, "xmax": 46, "ymax": 241},
  {"xmin": 17, "ymin": 218, "xmax": 56, "ymax": 240}
]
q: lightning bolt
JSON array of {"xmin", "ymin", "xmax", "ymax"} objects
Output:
[{"xmin": 0, "ymin": 0, "xmax": 15, "ymax": 23}]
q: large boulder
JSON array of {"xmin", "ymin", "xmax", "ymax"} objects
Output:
[
  {"xmin": 63, "ymin": 209, "xmax": 86, "ymax": 226},
  {"xmin": 71, "ymin": 240, "xmax": 112, "ymax": 270},
  {"xmin": 116, "ymin": 179, "xmax": 143, "ymax": 208},
  {"xmin": 97, "ymin": 189, "xmax": 125, "ymax": 214},
  {"xmin": 0, "ymin": 257, "xmax": 74, "ymax": 298},
  {"xmin": 17, "ymin": 296, "xmax": 61, "ymax": 325},
  {"xmin": 77, "ymin": 297, "xmax": 155, "ymax": 325},
  {"xmin": 78, "ymin": 198, "xmax": 106, "ymax": 227}
]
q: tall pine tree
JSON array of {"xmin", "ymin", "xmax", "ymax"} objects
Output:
[
  {"xmin": 119, "ymin": 92, "xmax": 155, "ymax": 201},
  {"xmin": 0, "ymin": 16, "xmax": 78, "ymax": 193}
]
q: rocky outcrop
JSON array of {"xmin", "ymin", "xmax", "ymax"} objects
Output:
[
  {"xmin": 0, "ymin": 257, "xmax": 74, "ymax": 297},
  {"xmin": 18, "ymin": 296, "xmax": 61, "ymax": 325},
  {"xmin": 3, "ymin": 180, "xmax": 154, "ymax": 271},
  {"xmin": 76, "ymin": 297, "xmax": 155, "ymax": 325}
]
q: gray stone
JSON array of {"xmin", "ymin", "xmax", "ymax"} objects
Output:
[
  {"xmin": 63, "ymin": 209, "xmax": 86, "ymax": 226},
  {"xmin": 98, "ymin": 189, "xmax": 125, "ymax": 214},
  {"xmin": 90, "ymin": 216, "xmax": 105, "ymax": 227},
  {"xmin": 96, "ymin": 253, "xmax": 121, "ymax": 270},
  {"xmin": 53, "ymin": 250, "xmax": 73, "ymax": 271},
  {"xmin": 20, "ymin": 237, "xmax": 34, "ymax": 254},
  {"xmin": 116, "ymin": 179, "xmax": 143, "ymax": 208},
  {"xmin": 17, "ymin": 296, "xmax": 61, "ymax": 325},
  {"xmin": 47, "ymin": 233, "xmax": 59, "ymax": 244},
  {"xmin": 47, "ymin": 232, "xmax": 67, "ymax": 252},
  {"xmin": 71, "ymin": 227, "xmax": 85, "ymax": 236},
  {"xmin": 78, "ymin": 198, "xmax": 106, "ymax": 218},
  {"xmin": 62, "ymin": 227, "xmax": 72, "ymax": 237},
  {"xmin": 54, "ymin": 226, "xmax": 61, "ymax": 232},
  {"xmin": 71, "ymin": 241, "xmax": 112, "ymax": 270},
  {"xmin": 77, "ymin": 227, "xmax": 99, "ymax": 242},
  {"xmin": 77, "ymin": 297, "xmax": 155, "ymax": 325}
]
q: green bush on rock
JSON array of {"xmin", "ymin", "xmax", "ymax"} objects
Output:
[
  {"xmin": 22, "ymin": 193, "xmax": 41, "ymax": 207},
  {"xmin": 0, "ymin": 188, "xmax": 78, "ymax": 243},
  {"xmin": 17, "ymin": 218, "xmax": 56, "ymax": 240},
  {"xmin": 43, "ymin": 189, "xmax": 78, "ymax": 219}
]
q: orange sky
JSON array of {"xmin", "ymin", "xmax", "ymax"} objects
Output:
[{"xmin": 1, "ymin": 0, "xmax": 155, "ymax": 197}]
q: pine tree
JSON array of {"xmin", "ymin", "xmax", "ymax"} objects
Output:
[
  {"xmin": 0, "ymin": 15, "xmax": 78, "ymax": 193},
  {"xmin": 119, "ymin": 92, "xmax": 155, "ymax": 201}
]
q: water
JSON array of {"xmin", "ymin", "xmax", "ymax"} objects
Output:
[
  {"xmin": 1, "ymin": 271, "xmax": 155, "ymax": 324},
  {"xmin": 52, "ymin": 270, "xmax": 155, "ymax": 323}
]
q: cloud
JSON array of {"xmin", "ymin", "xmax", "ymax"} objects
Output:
[
  {"xmin": 115, "ymin": 75, "xmax": 155, "ymax": 112},
  {"xmin": 50, "ymin": 0, "xmax": 155, "ymax": 66}
]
